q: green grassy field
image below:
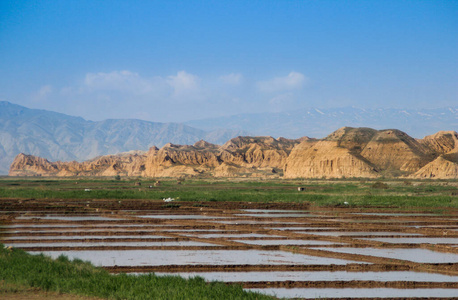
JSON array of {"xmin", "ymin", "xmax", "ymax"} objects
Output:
[
  {"xmin": 0, "ymin": 177, "xmax": 457, "ymax": 209},
  {"xmin": 0, "ymin": 244, "xmax": 272, "ymax": 300}
]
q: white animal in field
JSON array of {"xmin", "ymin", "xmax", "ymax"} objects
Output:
[{"xmin": 163, "ymin": 197, "xmax": 175, "ymax": 202}]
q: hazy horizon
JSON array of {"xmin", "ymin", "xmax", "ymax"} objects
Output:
[{"xmin": 1, "ymin": 1, "xmax": 457, "ymax": 124}]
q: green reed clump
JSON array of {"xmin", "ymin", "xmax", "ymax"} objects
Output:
[{"xmin": 0, "ymin": 244, "xmax": 273, "ymax": 300}]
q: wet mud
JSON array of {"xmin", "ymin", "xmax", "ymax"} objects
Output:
[{"xmin": 1, "ymin": 198, "xmax": 457, "ymax": 299}]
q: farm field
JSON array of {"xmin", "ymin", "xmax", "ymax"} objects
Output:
[{"xmin": 1, "ymin": 178, "xmax": 458, "ymax": 299}]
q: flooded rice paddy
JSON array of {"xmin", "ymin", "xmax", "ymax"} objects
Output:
[
  {"xmin": 1, "ymin": 198, "xmax": 457, "ymax": 299},
  {"xmin": 155, "ymin": 270, "xmax": 458, "ymax": 282},
  {"xmin": 247, "ymin": 288, "xmax": 458, "ymax": 299},
  {"xmin": 33, "ymin": 249, "xmax": 357, "ymax": 266}
]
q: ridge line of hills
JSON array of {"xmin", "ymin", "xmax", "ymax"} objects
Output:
[
  {"xmin": 0, "ymin": 101, "xmax": 248, "ymax": 175},
  {"xmin": 10, "ymin": 127, "xmax": 458, "ymax": 179},
  {"xmin": 185, "ymin": 106, "xmax": 458, "ymax": 139}
]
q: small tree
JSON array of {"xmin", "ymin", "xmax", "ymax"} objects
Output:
[{"xmin": 114, "ymin": 175, "xmax": 121, "ymax": 181}]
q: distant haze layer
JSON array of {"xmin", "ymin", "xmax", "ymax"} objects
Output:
[
  {"xmin": 0, "ymin": 101, "xmax": 246, "ymax": 175},
  {"xmin": 186, "ymin": 107, "xmax": 458, "ymax": 139},
  {"xmin": 1, "ymin": 101, "xmax": 456, "ymax": 175}
]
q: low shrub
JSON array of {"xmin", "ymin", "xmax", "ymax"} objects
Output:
[{"xmin": 372, "ymin": 181, "xmax": 389, "ymax": 189}]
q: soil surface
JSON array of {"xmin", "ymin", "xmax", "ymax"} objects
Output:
[
  {"xmin": 1, "ymin": 198, "xmax": 458, "ymax": 299},
  {"xmin": 0, "ymin": 282, "xmax": 102, "ymax": 300}
]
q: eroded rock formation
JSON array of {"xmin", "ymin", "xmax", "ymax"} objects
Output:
[
  {"xmin": 284, "ymin": 127, "xmax": 457, "ymax": 179},
  {"xmin": 410, "ymin": 131, "xmax": 458, "ymax": 179},
  {"xmin": 9, "ymin": 128, "xmax": 458, "ymax": 179},
  {"xmin": 9, "ymin": 137, "xmax": 299, "ymax": 178}
]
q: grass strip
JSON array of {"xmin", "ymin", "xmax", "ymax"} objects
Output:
[
  {"xmin": 0, "ymin": 244, "xmax": 273, "ymax": 300},
  {"xmin": 0, "ymin": 186, "xmax": 456, "ymax": 209},
  {"xmin": 0, "ymin": 178, "xmax": 456, "ymax": 209}
]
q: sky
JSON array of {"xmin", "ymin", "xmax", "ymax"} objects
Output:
[{"xmin": 1, "ymin": 0, "xmax": 457, "ymax": 123}]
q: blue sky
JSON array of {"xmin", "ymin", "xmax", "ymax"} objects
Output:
[{"xmin": 1, "ymin": 0, "xmax": 457, "ymax": 122}]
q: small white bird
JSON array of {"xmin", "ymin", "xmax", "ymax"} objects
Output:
[
  {"xmin": 344, "ymin": 201, "xmax": 349, "ymax": 205},
  {"xmin": 163, "ymin": 197, "xmax": 175, "ymax": 202}
]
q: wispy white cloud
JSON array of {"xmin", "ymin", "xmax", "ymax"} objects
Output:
[
  {"xmin": 219, "ymin": 73, "xmax": 243, "ymax": 85},
  {"xmin": 38, "ymin": 85, "xmax": 53, "ymax": 97},
  {"xmin": 29, "ymin": 69, "xmax": 310, "ymax": 122},
  {"xmin": 257, "ymin": 71, "xmax": 307, "ymax": 93},
  {"xmin": 167, "ymin": 71, "xmax": 201, "ymax": 98},
  {"xmin": 31, "ymin": 85, "xmax": 53, "ymax": 103},
  {"xmin": 82, "ymin": 70, "xmax": 203, "ymax": 100},
  {"xmin": 84, "ymin": 70, "xmax": 155, "ymax": 95}
]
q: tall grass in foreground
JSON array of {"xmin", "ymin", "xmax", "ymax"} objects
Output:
[{"xmin": 0, "ymin": 244, "xmax": 273, "ymax": 300}]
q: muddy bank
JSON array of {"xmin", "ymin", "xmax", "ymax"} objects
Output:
[{"xmin": 1, "ymin": 198, "xmax": 457, "ymax": 298}]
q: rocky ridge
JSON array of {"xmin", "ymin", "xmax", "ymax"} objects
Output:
[{"xmin": 9, "ymin": 128, "xmax": 458, "ymax": 179}]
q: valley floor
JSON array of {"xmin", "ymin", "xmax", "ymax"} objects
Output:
[{"xmin": 1, "ymin": 178, "xmax": 457, "ymax": 299}]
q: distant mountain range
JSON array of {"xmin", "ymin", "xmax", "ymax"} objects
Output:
[
  {"xmin": 1, "ymin": 101, "xmax": 457, "ymax": 175},
  {"xmin": 185, "ymin": 106, "xmax": 458, "ymax": 139},
  {"xmin": 0, "ymin": 101, "xmax": 247, "ymax": 174}
]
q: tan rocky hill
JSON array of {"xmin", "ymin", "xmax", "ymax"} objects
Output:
[
  {"xmin": 9, "ymin": 128, "xmax": 458, "ymax": 179},
  {"xmin": 284, "ymin": 127, "xmax": 379, "ymax": 179},
  {"xmin": 419, "ymin": 131, "xmax": 458, "ymax": 156},
  {"xmin": 9, "ymin": 136, "xmax": 301, "ymax": 178},
  {"xmin": 411, "ymin": 155, "xmax": 458, "ymax": 179},
  {"xmin": 284, "ymin": 127, "xmax": 457, "ymax": 179},
  {"xmin": 410, "ymin": 131, "xmax": 458, "ymax": 179},
  {"xmin": 358, "ymin": 129, "xmax": 432, "ymax": 175},
  {"xmin": 9, "ymin": 151, "xmax": 148, "ymax": 177},
  {"xmin": 284, "ymin": 139, "xmax": 379, "ymax": 179}
]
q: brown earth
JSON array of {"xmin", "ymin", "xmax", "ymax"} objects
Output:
[
  {"xmin": 8, "ymin": 127, "xmax": 458, "ymax": 179},
  {"xmin": 2, "ymin": 198, "xmax": 458, "ymax": 299},
  {"xmin": 0, "ymin": 282, "xmax": 103, "ymax": 300}
]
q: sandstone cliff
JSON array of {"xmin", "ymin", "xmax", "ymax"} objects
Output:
[
  {"xmin": 411, "ymin": 155, "xmax": 458, "ymax": 179},
  {"xmin": 410, "ymin": 131, "xmax": 458, "ymax": 179},
  {"xmin": 220, "ymin": 136, "xmax": 298, "ymax": 169},
  {"xmin": 10, "ymin": 136, "xmax": 300, "ymax": 178},
  {"xmin": 359, "ymin": 129, "xmax": 431, "ymax": 175},
  {"xmin": 284, "ymin": 140, "xmax": 379, "ymax": 179},
  {"xmin": 9, "ymin": 128, "xmax": 458, "ymax": 179},
  {"xmin": 419, "ymin": 131, "xmax": 458, "ymax": 156},
  {"xmin": 284, "ymin": 127, "xmax": 457, "ymax": 179},
  {"xmin": 9, "ymin": 151, "xmax": 147, "ymax": 177},
  {"xmin": 284, "ymin": 128, "xmax": 379, "ymax": 179},
  {"xmin": 142, "ymin": 141, "xmax": 221, "ymax": 178}
]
